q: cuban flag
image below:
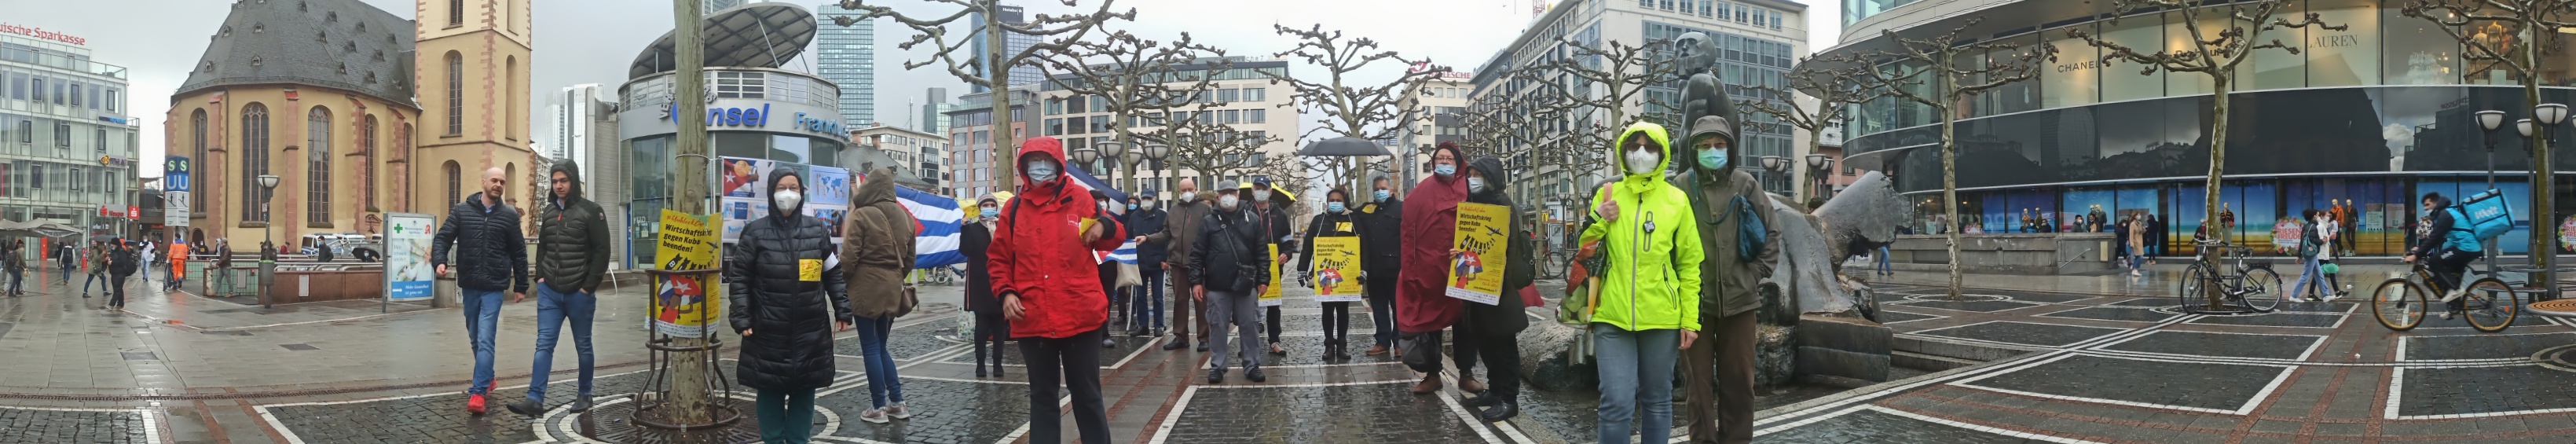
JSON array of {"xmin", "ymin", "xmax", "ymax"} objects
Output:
[{"xmin": 892, "ymin": 185, "xmax": 967, "ymax": 269}]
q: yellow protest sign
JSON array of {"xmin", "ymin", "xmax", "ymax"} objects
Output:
[
  {"xmin": 797, "ymin": 259, "xmax": 823, "ymax": 281},
  {"xmin": 651, "ymin": 210, "xmax": 724, "ymax": 337},
  {"xmin": 1446, "ymin": 202, "xmax": 1508, "ymax": 305},
  {"xmin": 1260, "ymin": 244, "xmax": 1285, "ymax": 306},
  {"xmin": 1308, "ymin": 236, "xmax": 1362, "ymax": 303}
]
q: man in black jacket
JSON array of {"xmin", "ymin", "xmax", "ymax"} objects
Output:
[
  {"xmin": 507, "ymin": 160, "xmax": 612, "ymax": 416},
  {"xmin": 105, "ymin": 240, "xmax": 136, "ymax": 307},
  {"xmin": 1354, "ymin": 174, "xmax": 1405, "ymax": 355},
  {"xmin": 1123, "ymin": 189, "xmax": 1168, "ymax": 338},
  {"xmin": 431, "ymin": 167, "xmax": 531, "ymax": 416},
  {"xmin": 1193, "ymin": 185, "xmax": 1270, "ymax": 383}
]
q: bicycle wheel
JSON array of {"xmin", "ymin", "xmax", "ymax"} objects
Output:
[
  {"xmin": 1541, "ymin": 252, "xmax": 1568, "ymax": 280},
  {"xmin": 2239, "ymin": 265, "xmax": 2283, "ymax": 312},
  {"xmin": 2462, "ymin": 277, "xmax": 2521, "ymax": 333},
  {"xmin": 2373, "ymin": 278, "xmax": 2429, "ymax": 332},
  {"xmin": 2178, "ymin": 263, "xmax": 2212, "ymax": 310}
]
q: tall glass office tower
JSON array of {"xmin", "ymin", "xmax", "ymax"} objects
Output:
[{"xmin": 817, "ymin": 3, "xmax": 875, "ymax": 127}]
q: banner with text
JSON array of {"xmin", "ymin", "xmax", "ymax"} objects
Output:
[
  {"xmin": 382, "ymin": 212, "xmax": 436, "ymax": 302},
  {"xmin": 1260, "ymin": 244, "xmax": 1284, "ymax": 306},
  {"xmin": 651, "ymin": 210, "xmax": 724, "ymax": 337}
]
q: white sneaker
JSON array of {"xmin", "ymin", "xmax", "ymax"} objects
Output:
[
  {"xmin": 2439, "ymin": 312, "xmax": 2454, "ymax": 320},
  {"xmin": 859, "ymin": 407, "xmax": 891, "ymax": 424},
  {"xmin": 2319, "ymin": 294, "xmax": 2342, "ymax": 303},
  {"xmin": 2285, "ymin": 296, "xmax": 2309, "ymax": 303},
  {"xmin": 2439, "ymin": 288, "xmax": 2468, "ymax": 303}
]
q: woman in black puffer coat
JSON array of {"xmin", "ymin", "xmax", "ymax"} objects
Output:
[
  {"xmin": 963, "ymin": 194, "xmax": 1008, "ymax": 378},
  {"xmin": 725, "ymin": 168, "xmax": 852, "ymax": 443}
]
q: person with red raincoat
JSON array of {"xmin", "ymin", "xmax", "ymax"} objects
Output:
[
  {"xmin": 1398, "ymin": 141, "xmax": 1475, "ymax": 395},
  {"xmin": 988, "ymin": 136, "xmax": 1126, "ymax": 444}
]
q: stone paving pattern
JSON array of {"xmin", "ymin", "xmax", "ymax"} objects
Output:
[
  {"xmin": 1162, "ymin": 382, "xmax": 1489, "ymax": 444},
  {"xmin": 1910, "ymin": 321, "xmax": 2125, "ymax": 347},
  {"xmin": 1760, "ymin": 409, "xmax": 2042, "ymax": 443},
  {"xmin": 262, "ymin": 371, "xmax": 654, "ymax": 442},
  {"xmin": 2036, "ymin": 306, "xmax": 2178, "ymax": 323},
  {"xmin": 823, "ymin": 377, "xmax": 1032, "ymax": 444},
  {"xmin": 1959, "ymin": 354, "xmax": 2285, "ymax": 413},
  {"xmin": 2395, "ymin": 365, "xmax": 2576, "ymax": 418},
  {"xmin": 2100, "ymin": 331, "xmax": 2320, "ymax": 360},
  {"xmin": 0, "ymin": 407, "xmax": 153, "ymax": 443},
  {"xmin": 2402, "ymin": 332, "xmax": 2576, "ymax": 361},
  {"xmin": 837, "ymin": 319, "xmax": 964, "ymax": 361}
]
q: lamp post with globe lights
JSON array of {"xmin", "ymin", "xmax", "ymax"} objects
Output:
[{"xmin": 1805, "ymin": 152, "xmax": 1834, "ymax": 202}]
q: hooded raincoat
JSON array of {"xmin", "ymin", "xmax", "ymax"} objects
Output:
[
  {"xmin": 1583, "ymin": 122, "xmax": 1708, "ymax": 332},
  {"xmin": 841, "ymin": 167, "xmax": 917, "ymax": 319},
  {"xmin": 1397, "ymin": 144, "xmax": 1471, "ymax": 334},
  {"xmin": 991, "ymin": 137, "xmax": 1128, "ymax": 339},
  {"xmin": 1464, "ymin": 156, "xmax": 1533, "ymax": 335}
]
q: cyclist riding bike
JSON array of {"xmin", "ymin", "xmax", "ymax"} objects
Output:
[{"xmin": 2399, "ymin": 192, "xmax": 2481, "ymax": 318}]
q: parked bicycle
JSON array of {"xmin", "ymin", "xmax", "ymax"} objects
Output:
[
  {"xmin": 2371, "ymin": 261, "xmax": 2520, "ymax": 332},
  {"xmin": 2176, "ymin": 240, "xmax": 2284, "ymax": 313}
]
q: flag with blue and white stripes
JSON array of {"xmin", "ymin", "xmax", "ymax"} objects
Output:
[{"xmin": 892, "ymin": 185, "xmax": 967, "ymax": 269}]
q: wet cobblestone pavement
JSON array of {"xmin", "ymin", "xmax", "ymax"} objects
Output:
[
  {"xmin": 262, "ymin": 370, "xmax": 657, "ymax": 442},
  {"xmin": 837, "ymin": 319, "xmax": 966, "ymax": 361},
  {"xmin": 0, "ymin": 407, "xmax": 156, "ymax": 443},
  {"xmin": 1760, "ymin": 407, "xmax": 2043, "ymax": 443},
  {"xmin": 823, "ymin": 377, "xmax": 1031, "ymax": 444},
  {"xmin": 1161, "ymin": 381, "xmax": 1488, "ymax": 444}
]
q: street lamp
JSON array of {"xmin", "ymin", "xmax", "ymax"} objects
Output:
[
  {"xmin": 2477, "ymin": 110, "xmax": 2507, "ymax": 189},
  {"xmin": 1140, "ymin": 141, "xmax": 1171, "ymax": 200},
  {"xmin": 1805, "ymin": 152, "xmax": 1833, "ymax": 201},
  {"xmin": 254, "ymin": 174, "xmax": 278, "ymax": 309}
]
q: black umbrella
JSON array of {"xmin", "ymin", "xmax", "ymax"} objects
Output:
[{"xmin": 1298, "ymin": 136, "xmax": 1391, "ymax": 157}]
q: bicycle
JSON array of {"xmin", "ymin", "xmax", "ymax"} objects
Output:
[
  {"xmin": 1539, "ymin": 249, "xmax": 1570, "ymax": 281},
  {"xmin": 2371, "ymin": 261, "xmax": 2520, "ymax": 332},
  {"xmin": 2176, "ymin": 240, "xmax": 2285, "ymax": 313}
]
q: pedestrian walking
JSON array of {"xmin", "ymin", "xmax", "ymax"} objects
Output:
[
  {"xmin": 1149, "ymin": 178, "xmax": 1214, "ymax": 352},
  {"xmin": 506, "ymin": 160, "xmax": 611, "ymax": 417},
  {"xmin": 137, "ymin": 239, "xmax": 155, "ymax": 282},
  {"xmin": 842, "ymin": 167, "xmax": 918, "ymax": 424},
  {"xmin": 2316, "ymin": 210, "xmax": 2345, "ymax": 301},
  {"xmin": 1355, "ymin": 174, "xmax": 1405, "ymax": 357},
  {"xmin": 1398, "ymin": 141, "xmax": 1473, "ymax": 395},
  {"xmin": 164, "ymin": 241, "xmax": 189, "ymax": 292},
  {"xmin": 1458, "ymin": 156, "xmax": 1536, "ymax": 422},
  {"xmin": 727, "ymin": 167, "xmax": 852, "ymax": 444},
  {"xmin": 962, "ymin": 195, "xmax": 1009, "ymax": 378},
  {"xmin": 210, "ymin": 239, "xmax": 233, "ymax": 295},
  {"xmin": 1124, "ymin": 189, "xmax": 1169, "ymax": 338},
  {"xmin": 1296, "ymin": 187, "xmax": 1361, "ymax": 361},
  {"xmin": 1190, "ymin": 183, "xmax": 1269, "ymax": 384},
  {"xmin": 4, "ymin": 240, "xmax": 24, "ymax": 297},
  {"xmin": 2127, "ymin": 214, "xmax": 2149, "ymax": 277},
  {"xmin": 990, "ymin": 137, "xmax": 1127, "ymax": 443},
  {"xmin": 430, "ymin": 167, "xmax": 532, "ymax": 416},
  {"xmin": 2288, "ymin": 209, "xmax": 2327, "ymax": 303},
  {"xmin": 57, "ymin": 241, "xmax": 73, "ymax": 284},
  {"xmin": 1581, "ymin": 121, "xmax": 1706, "ymax": 444},
  {"xmin": 1673, "ymin": 105, "xmax": 1775, "ymax": 443},
  {"xmin": 1246, "ymin": 177, "xmax": 1295, "ymax": 357},
  {"xmin": 107, "ymin": 240, "xmax": 139, "ymax": 308},
  {"xmin": 82, "ymin": 241, "xmax": 109, "ymax": 298}
]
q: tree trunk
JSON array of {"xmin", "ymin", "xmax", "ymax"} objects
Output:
[
  {"xmin": 667, "ymin": 0, "xmax": 711, "ymax": 424},
  {"xmin": 988, "ymin": 12, "xmax": 1015, "ymax": 191},
  {"xmin": 1942, "ymin": 104, "xmax": 1962, "ymax": 300},
  {"xmin": 2204, "ymin": 77, "xmax": 2233, "ymax": 310},
  {"xmin": 2526, "ymin": 28, "xmax": 2556, "ymax": 296}
]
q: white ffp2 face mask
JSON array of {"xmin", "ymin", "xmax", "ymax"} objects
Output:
[
  {"xmin": 773, "ymin": 189, "xmax": 804, "ymax": 213},
  {"xmin": 1218, "ymin": 194, "xmax": 1240, "ymax": 210},
  {"xmin": 1467, "ymin": 177, "xmax": 1485, "ymax": 193},
  {"xmin": 1625, "ymin": 149, "xmax": 1660, "ymax": 175},
  {"xmin": 1024, "ymin": 160, "xmax": 1060, "ymax": 183}
]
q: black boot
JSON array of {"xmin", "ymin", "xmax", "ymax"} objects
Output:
[
  {"xmin": 568, "ymin": 395, "xmax": 593, "ymax": 413},
  {"xmin": 1477, "ymin": 400, "xmax": 1518, "ymax": 422},
  {"xmin": 1464, "ymin": 391, "xmax": 1501, "ymax": 407},
  {"xmin": 1162, "ymin": 337, "xmax": 1189, "ymax": 350}
]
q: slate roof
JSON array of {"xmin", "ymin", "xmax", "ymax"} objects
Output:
[{"xmin": 176, "ymin": 0, "xmax": 416, "ymax": 106}]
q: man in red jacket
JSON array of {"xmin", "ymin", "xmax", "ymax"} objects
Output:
[
  {"xmin": 1398, "ymin": 142, "xmax": 1472, "ymax": 394},
  {"xmin": 989, "ymin": 136, "xmax": 1126, "ymax": 444}
]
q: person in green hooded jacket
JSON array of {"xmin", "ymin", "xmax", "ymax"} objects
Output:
[
  {"xmin": 1580, "ymin": 120, "xmax": 1706, "ymax": 444},
  {"xmin": 1671, "ymin": 73, "xmax": 1779, "ymax": 444}
]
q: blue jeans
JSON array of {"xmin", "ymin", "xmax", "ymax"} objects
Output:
[
  {"xmin": 2290, "ymin": 255, "xmax": 2323, "ymax": 299},
  {"xmin": 1130, "ymin": 270, "xmax": 1165, "ymax": 330},
  {"xmin": 1875, "ymin": 246, "xmax": 1892, "ymax": 274},
  {"xmin": 460, "ymin": 288, "xmax": 504, "ymax": 395},
  {"xmin": 526, "ymin": 284, "xmax": 596, "ymax": 402},
  {"xmin": 854, "ymin": 314, "xmax": 905, "ymax": 408},
  {"xmin": 1593, "ymin": 324, "xmax": 1679, "ymax": 444},
  {"xmin": 753, "ymin": 387, "xmax": 817, "ymax": 444},
  {"xmin": 82, "ymin": 270, "xmax": 107, "ymax": 293}
]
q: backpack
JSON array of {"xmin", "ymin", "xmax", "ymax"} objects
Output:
[{"xmin": 2455, "ymin": 189, "xmax": 2513, "ymax": 242}]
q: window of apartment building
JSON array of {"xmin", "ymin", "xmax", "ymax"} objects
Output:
[
  {"xmin": 1772, "ymin": 13, "xmax": 1782, "ymax": 29},
  {"xmin": 67, "ymin": 83, "xmax": 79, "ymax": 107},
  {"xmin": 1090, "ymin": 117, "xmax": 1110, "ymax": 134},
  {"xmin": 14, "ymin": 119, "xmax": 26, "ymax": 144},
  {"xmin": 1064, "ymin": 116, "xmax": 1086, "ymax": 134},
  {"xmin": 53, "ymin": 123, "xmax": 68, "ymax": 148},
  {"xmin": 1046, "ymin": 118, "xmax": 1064, "ymax": 136},
  {"xmin": 1244, "ymin": 109, "xmax": 1266, "ymax": 124},
  {"xmin": 27, "ymin": 162, "xmax": 41, "ymax": 189},
  {"xmin": 94, "ymin": 128, "xmax": 104, "ymax": 152},
  {"xmin": 1702, "ymin": 1, "xmax": 1716, "ymax": 17},
  {"xmin": 1240, "ymin": 87, "xmax": 1264, "ymax": 102},
  {"xmin": 1066, "ymin": 95, "xmax": 1086, "ymax": 113},
  {"xmin": 67, "ymin": 167, "xmax": 79, "ymax": 192},
  {"xmin": 103, "ymin": 89, "xmax": 114, "ymax": 112},
  {"xmin": 30, "ymin": 77, "xmax": 44, "ymax": 103},
  {"xmin": 7, "ymin": 73, "xmax": 21, "ymax": 100},
  {"xmin": 1660, "ymin": 0, "xmax": 1674, "ymax": 10},
  {"xmin": 1046, "ymin": 98, "xmax": 1063, "ymax": 115},
  {"xmin": 1217, "ymin": 88, "xmax": 1239, "ymax": 102},
  {"xmin": 1090, "ymin": 95, "xmax": 1107, "ymax": 112},
  {"xmin": 1680, "ymin": 0, "xmax": 1693, "ymax": 14}
]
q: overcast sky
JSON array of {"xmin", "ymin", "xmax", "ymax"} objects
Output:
[{"xmin": 38, "ymin": 0, "xmax": 1841, "ymax": 177}]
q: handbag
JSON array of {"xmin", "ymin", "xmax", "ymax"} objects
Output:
[
  {"xmin": 1399, "ymin": 332, "xmax": 1439, "ymax": 372},
  {"xmin": 893, "ymin": 284, "xmax": 920, "ymax": 317}
]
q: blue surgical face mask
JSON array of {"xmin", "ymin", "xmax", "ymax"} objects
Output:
[
  {"xmin": 981, "ymin": 207, "xmax": 999, "ymax": 219},
  {"xmin": 1127, "ymin": 204, "xmax": 1138, "ymax": 210},
  {"xmin": 1435, "ymin": 163, "xmax": 1456, "ymax": 177},
  {"xmin": 1697, "ymin": 148, "xmax": 1729, "ymax": 171},
  {"xmin": 1328, "ymin": 201, "xmax": 1346, "ymax": 213},
  {"xmin": 1375, "ymin": 189, "xmax": 1391, "ymax": 202}
]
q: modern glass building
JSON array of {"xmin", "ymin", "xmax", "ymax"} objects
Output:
[
  {"xmin": 967, "ymin": 5, "xmax": 1042, "ymax": 94},
  {"xmin": 815, "ymin": 3, "xmax": 874, "ymax": 127},
  {"xmin": 0, "ymin": 31, "xmax": 137, "ymax": 239},
  {"xmin": 619, "ymin": 3, "xmax": 849, "ymax": 267},
  {"xmin": 1828, "ymin": 0, "xmax": 2576, "ymax": 257}
]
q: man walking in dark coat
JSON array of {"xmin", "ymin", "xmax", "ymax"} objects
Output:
[
  {"xmin": 1354, "ymin": 174, "xmax": 1405, "ymax": 355},
  {"xmin": 507, "ymin": 160, "xmax": 612, "ymax": 416},
  {"xmin": 431, "ymin": 167, "xmax": 531, "ymax": 416},
  {"xmin": 1149, "ymin": 178, "xmax": 1214, "ymax": 351}
]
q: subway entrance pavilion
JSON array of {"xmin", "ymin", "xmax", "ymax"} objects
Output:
[{"xmin": 1829, "ymin": 0, "xmax": 2576, "ymax": 257}]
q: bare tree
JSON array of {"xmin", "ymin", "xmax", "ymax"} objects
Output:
[
  {"xmin": 2403, "ymin": 0, "xmax": 2574, "ymax": 284},
  {"xmin": 1523, "ymin": 36, "xmax": 1681, "ymax": 134},
  {"xmin": 2068, "ymin": 1, "xmax": 2339, "ymax": 310},
  {"xmin": 1266, "ymin": 24, "xmax": 1446, "ymax": 193},
  {"xmin": 1134, "ymin": 107, "xmax": 1281, "ymax": 186},
  {"xmin": 833, "ymin": 0, "xmax": 1132, "ymax": 188},
  {"xmin": 1829, "ymin": 17, "xmax": 2054, "ymax": 300},
  {"xmin": 1041, "ymin": 30, "xmax": 1227, "ymax": 195},
  {"xmin": 1741, "ymin": 61, "xmax": 1880, "ymax": 202}
]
